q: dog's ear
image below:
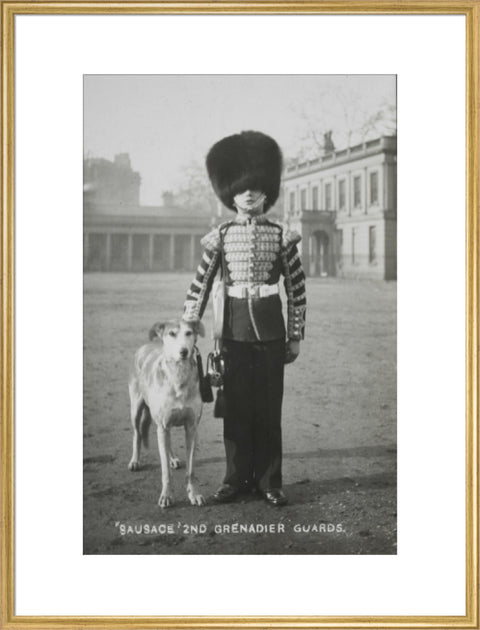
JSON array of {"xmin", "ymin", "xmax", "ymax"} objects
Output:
[
  {"xmin": 182, "ymin": 317, "xmax": 205, "ymax": 338},
  {"xmin": 192, "ymin": 320, "xmax": 205, "ymax": 338},
  {"xmin": 149, "ymin": 322, "xmax": 165, "ymax": 341}
]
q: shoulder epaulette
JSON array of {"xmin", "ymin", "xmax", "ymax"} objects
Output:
[
  {"xmin": 200, "ymin": 227, "xmax": 221, "ymax": 250},
  {"xmin": 200, "ymin": 221, "xmax": 234, "ymax": 250},
  {"xmin": 282, "ymin": 225, "xmax": 302, "ymax": 250}
]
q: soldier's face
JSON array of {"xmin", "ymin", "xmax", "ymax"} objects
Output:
[{"xmin": 233, "ymin": 190, "xmax": 266, "ymax": 215}]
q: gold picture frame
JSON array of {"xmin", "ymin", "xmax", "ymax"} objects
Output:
[{"xmin": 1, "ymin": 2, "xmax": 478, "ymax": 628}]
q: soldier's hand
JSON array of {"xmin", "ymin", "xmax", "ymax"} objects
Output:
[{"xmin": 285, "ymin": 339, "xmax": 300, "ymax": 364}]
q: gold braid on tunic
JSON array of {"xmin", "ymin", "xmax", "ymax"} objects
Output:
[{"xmin": 184, "ymin": 216, "xmax": 306, "ymax": 340}]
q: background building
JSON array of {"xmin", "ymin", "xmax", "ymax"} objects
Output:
[
  {"xmin": 84, "ymin": 155, "xmax": 213, "ymax": 272},
  {"xmin": 84, "ymin": 136, "xmax": 396, "ymax": 279},
  {"xmin": 283, "ymin": 136, "xmax": 397, "ymax": 280},
  {"xmin": 84, "ymin": 153, "xmax": 141, "ymax": 205},
  {"xmin": 83, "ymin": 154, "xmax": 282, "ymax": 272}
]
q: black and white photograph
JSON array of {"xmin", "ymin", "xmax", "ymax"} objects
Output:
[{"xmin": 83, "ymin": 74, "xmax": 397, "ymax": 555}]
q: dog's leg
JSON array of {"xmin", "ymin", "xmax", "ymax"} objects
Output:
[
  {"xmin": 157, "ymin": 425, "xmax": 174, "ymax": 508},
  {"xmin": 128, "ymin": 396, "xmax": 145, "ymax": 472},
  {"xmin": 185, "ymin": 418, "xmax": 205, "ymax": 506},
  {"xmin": 168, "ymin": 446, "xmax": 182, "ymax": 470}
]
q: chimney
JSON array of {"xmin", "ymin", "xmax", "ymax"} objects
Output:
[
  {"xmin": 162, "ymin": 191, "xmax": 174, "ymax": 207},
  {"xmin": 114, "ymin": 153, "xmax": 131, "ymax": 168}
]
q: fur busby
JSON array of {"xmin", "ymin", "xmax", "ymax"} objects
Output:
[{"xmin": 206, "ymin": 130, "xmax": 283, "ymax": 212}]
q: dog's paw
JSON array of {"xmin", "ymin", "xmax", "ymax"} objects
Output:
[
  {"xmin": 158, "ymin": 491, "xmax": 174, "ymax": 508},
  {"xmin": 128, "ymin": 460, "xmax": 140, "ymax": 471},
  {"xmin": 188, "ymin": 489, "xmax": 206, "ymax": 506},
  {"xmin": 169, "ymin": 456, "xmax": 182, "ymax": 470}
]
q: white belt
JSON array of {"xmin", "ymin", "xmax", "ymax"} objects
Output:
[{"xmin": 226, "ymin": 284, "xmax": 279, "ymax": 299}]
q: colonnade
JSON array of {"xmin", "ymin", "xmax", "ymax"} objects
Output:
[{"xmin": 83, "ymin": 231, "xmax": 202, "ymax": 272}]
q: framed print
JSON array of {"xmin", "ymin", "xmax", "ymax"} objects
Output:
[
  {"xmin": 82, "ymin": 73, "xmax": 398, "ymax": 555},
  {"xmin": 1, "ymin": 2, "xmax": 478, "ymax": 629}
]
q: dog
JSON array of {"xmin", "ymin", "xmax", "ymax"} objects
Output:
[{"xmin": 128, "ymin": 318, "xmax": 206, "ymax": 508}]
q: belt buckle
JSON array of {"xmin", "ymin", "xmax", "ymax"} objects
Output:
[{"xmin": 248, "ymin": 286, "xmax": 257, "ymax": 298}]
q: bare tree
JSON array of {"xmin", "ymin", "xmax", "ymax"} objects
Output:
[
  {"xmin": 290, "ymin": 84, "xmax": 396, "ymax": 162},
  {"xmin": 359, "ymin": 101, "xmax": 397, "ymax": 139},
  {"xmin": 173, "ymin": 160, "xmax": 219, "ymax": 216}
]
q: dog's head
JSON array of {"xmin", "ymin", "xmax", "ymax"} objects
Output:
[{"xmin": 149, "ymin": 319, "xmax": 205, "ymax": 361}]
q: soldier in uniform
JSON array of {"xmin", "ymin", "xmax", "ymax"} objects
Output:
[{"xmin": 184, "ymin": 130, "xmax": 306, "ymax": 506}]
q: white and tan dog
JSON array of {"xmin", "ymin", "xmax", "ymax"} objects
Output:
[{"xmin": 128, "ymin": 318, "xmax": 206, "ymax": 507}]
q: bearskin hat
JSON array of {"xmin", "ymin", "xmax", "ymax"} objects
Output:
[{"xmin": 206, "ymin": 130, "xmax": 283, "ymax": 212}]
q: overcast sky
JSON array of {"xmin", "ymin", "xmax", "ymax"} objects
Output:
[{"xmin": 84, "ymin": 75, "xmax": 396, "ymax": 206}]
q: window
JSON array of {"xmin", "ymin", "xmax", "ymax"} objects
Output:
[
  {"xmin": 351, "ymin": 228, "xmax": 356, "ymax": 264},
  {"xmin": 300, "ymin": 189, "xmax": 307, "ymax": 211},
  {"xmin": 338, "ymin": 180, "xmax": 346, "ymax": 210},
  {"xmin": 369, "ymin": 226, "xmax": 377, "ymax": 263},
  {"xmin": 312, "ymin": 186, "xmax": 318, "ymax": 210},
  {"xmin": 353, "ymin": 176, "xmax": 362, "ymax": 208},
  {"xmin": 370, "ymin": 172, "xmax": 379, "ymax": 205},
  {"xmin": 325, "ymin": 183, "xmax": 332, "ymax": 210},
  {"xmin": 289, "ymin": 191, "xmax": 295, "ymax": 213}
]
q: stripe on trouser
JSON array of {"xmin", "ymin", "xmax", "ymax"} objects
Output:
[{"xmin": 247, "ymin": 297, "xmax": 261, "ymax": 341}]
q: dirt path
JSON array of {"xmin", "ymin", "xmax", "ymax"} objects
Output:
[{"xmin": 83, "ymin": 274, "xmax": 396, "ymax": 554}]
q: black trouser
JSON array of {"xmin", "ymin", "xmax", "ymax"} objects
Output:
[{"xmin": 221, "ymin": 339, "xmax": 285, "ymax": 492}]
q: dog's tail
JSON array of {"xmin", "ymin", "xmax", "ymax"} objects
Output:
[{"xmin": 139, "ymin": 405, "xmax": 152, "ymax": 449}]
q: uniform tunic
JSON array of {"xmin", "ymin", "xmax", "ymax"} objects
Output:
[{"xmin": 184, "ymin": 213, "xmax": 307, "ymax": 491}]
